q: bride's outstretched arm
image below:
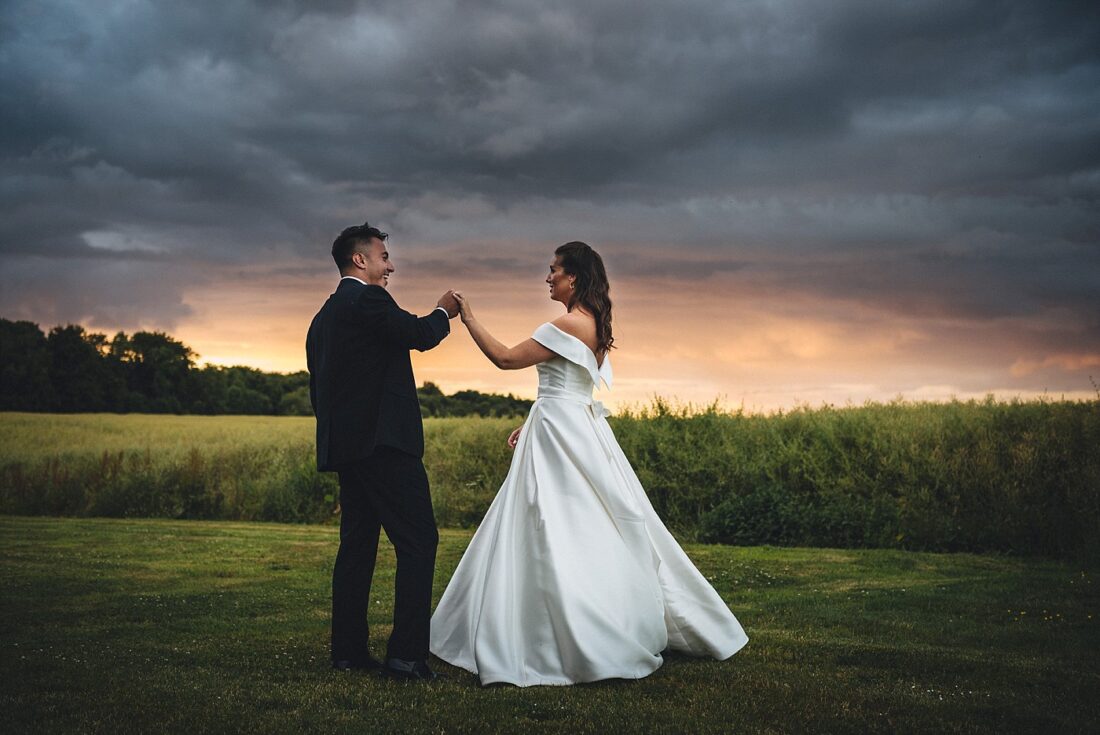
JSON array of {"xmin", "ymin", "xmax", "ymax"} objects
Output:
[{"xmin": 454, "ymin": 293, "xmax": 555, "ymax": 370}]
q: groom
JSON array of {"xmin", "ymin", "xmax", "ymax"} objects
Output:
[{"xmin": 306, "ymin": 221, "xmax": 458, "ymax": 681}]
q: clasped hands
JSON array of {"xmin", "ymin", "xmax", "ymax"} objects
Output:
[
  {"xmin": 436, "ymin": 290, "xmax": 474, "ymax": 323},
  {"xmin": 436, "ymin": 290, "xmax": 460, "ymax": 318}
]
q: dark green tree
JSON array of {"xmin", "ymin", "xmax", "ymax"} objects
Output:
[
  {"xmin": 47, "ymin": 325, "xmax": 124, "ymax": 411},
  {"xmin": 123, "ymin": 331, "xmax": 197, "ymax": 412},
  {"xmin": 0, "ymin": 319, "xmax": 56, "ymax": 410},
  {"xmin": 1, "ymin": 316, "xmax": 533, "ymax": 416},
  {"xmin": 278, "ymin": 385, "xmax": 313, "ymax": 416}
]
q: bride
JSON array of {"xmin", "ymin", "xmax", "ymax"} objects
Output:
[{"xmin": 430, "ymin": 241, "xmax": 748, "ymax": 686}]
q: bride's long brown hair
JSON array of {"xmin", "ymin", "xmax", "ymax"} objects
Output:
[{"xmin": 555, "ymin": 241, "xmax": 615, "ymax": 355}]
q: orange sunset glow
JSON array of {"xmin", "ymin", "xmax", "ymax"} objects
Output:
[{"xmin": 149, "ymin": 242, "xmax": 1096, "ymax": 414}]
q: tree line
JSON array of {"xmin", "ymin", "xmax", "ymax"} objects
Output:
[{"xmin": 0, "ymin": 318, "xmax": 533, "ymax": 417}]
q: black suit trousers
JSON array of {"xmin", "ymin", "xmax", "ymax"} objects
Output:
[{"xmin": 331, "ymin": 446, "xmax": 439, "ymax": 663}]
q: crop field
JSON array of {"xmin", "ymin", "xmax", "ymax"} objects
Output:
[{"xmin": 1, "ymin": 399, "xmax": 1097, "ymax": 561}]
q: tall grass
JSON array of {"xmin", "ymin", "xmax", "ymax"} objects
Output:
[
  {"xmin": 0, "ymin": 414, "xmax": 334, "ymax": 523},
  {"xmin": 614, "ymin": 398, "xmax": 1100, "ymax": 564},
  {"xmin": 1, "ymin": 397, "xmax": 1097, "ymax": 562}
]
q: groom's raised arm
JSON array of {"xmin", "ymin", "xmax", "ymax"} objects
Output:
[{"xmin": 357, "ymin": 285, "xmax": 451, "ymax": 351}]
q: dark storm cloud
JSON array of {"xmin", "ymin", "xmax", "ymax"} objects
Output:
[{"xmin": 1, "ymin": 0, "xmax": 1098, "ymax": 341}]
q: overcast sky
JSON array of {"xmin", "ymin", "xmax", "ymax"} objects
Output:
[{"xmin": 2, "ymin": 0, "xmax": 1098, "ymax": 409}]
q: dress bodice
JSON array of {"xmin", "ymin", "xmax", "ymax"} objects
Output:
[{"xmin": 531, "ymin": 323, "xmax": 613, "ymax": 400}]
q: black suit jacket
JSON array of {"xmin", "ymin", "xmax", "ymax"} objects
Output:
[{"xmin": 306, "ymin": 279, "xmax": 450, "ymax": 471}]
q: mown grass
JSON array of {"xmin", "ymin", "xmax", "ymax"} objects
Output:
[
  {"xmin": 1, "ymin": 516, "xmax": 1097, "ymax": 734},
  {"xmin": 2, "ymin": 397, "xmax": 1098, "ymax": 562}
]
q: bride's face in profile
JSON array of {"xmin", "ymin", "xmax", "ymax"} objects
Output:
[{"xmin": 546, "ymin": 257, "xmax": 575, "ymax": 305}]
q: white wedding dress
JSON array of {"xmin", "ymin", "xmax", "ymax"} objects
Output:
[{"xmin": 429, "ymin": 323, "xmax": 748, "ymax": 686}]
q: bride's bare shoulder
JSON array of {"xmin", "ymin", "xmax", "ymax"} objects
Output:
[{"xmin": 550, "ymin": 312, "xmax": 597, "ymax": 349}]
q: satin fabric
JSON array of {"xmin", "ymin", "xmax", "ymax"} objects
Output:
[{"xmin": 430, "ymin": 323, "xmax": 748, "ymax": 686}]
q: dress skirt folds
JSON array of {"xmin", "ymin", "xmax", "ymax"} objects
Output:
[{"xmin": 429, "ymin": 323, "xmax": 748, "ymax": 686}]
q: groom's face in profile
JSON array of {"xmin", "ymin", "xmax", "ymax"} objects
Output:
[{"xmin": 353, "ymin": 237, "xmax": 395, "ymax": 288}]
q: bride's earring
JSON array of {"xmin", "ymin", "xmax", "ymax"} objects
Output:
[{"xmin": 569, "ymin": 282, "xmax": 575, "ymax": 290}]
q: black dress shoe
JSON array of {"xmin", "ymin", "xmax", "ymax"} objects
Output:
[
  {"xmin": 332, "ymin": 655, "xmax": 383, "ymax": 671},
  {"xmin": 383, "ymin": 657, "xmax": 445, "ymax": 681}
]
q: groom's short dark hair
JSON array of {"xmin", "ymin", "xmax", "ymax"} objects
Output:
[{"xmin": 332, "ymin": 222, "xmax": 388, "ymax": 270}]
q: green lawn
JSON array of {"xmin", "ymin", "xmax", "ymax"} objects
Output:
[{"xmin": 1, "ymin": 516, "xmax": 1096, "ymax": 734}]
